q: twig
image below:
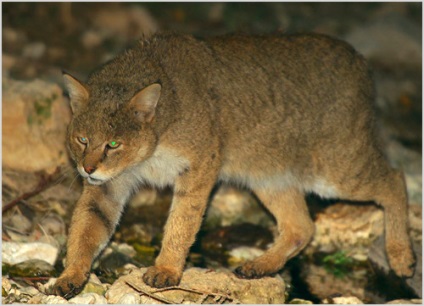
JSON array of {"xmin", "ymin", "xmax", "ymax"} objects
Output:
[
  {"xmin": 125, "ymin": 281, "xmax": 175, "ymax": 304},
  {"xmin": 151, "ymin": 285, "xmax": 238, "ymax": 304},
  {"xmin": 2, "ymin": 167, "xmax": 62, "ymax": 213}
]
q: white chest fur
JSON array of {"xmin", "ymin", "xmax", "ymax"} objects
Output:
[{"xmin": 131, "ymin": 146, "xmax": 190, "ymax": 188}]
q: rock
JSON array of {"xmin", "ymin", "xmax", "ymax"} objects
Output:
[
  {"xmin": 306, "ymin": 202, "xmax": 420, "ymax": 258},
  {"xmin": 2, "ymin": 277, "xmax": 12, "ymax": 294},
  {"xmin": 28, "ymin": 293, "xmax": 69, "ymax": 304},
  {"xmin": 81, "ymin": 30, "xmax": 103, "ymax": 49},
  {"xmin": 3, "ymin": 213, "xmax": 32, "ymax": 234},
  {"xmin": 8, "ymin": 259, "xmax": 56, "ymax": 278},
  {"xmin": 68, "ymin": 293, "xmax": 108, "ymax": 304},
  {"xmin": 3, "ymin": 27, "xmax": 27, "ymax": 46},
  {"xmin": 323, "ymin": 296, "xmax": 364, "ymax": 304},
  {"xmin": 2, "ymin": 54, "xmax": 16, "ymax": 76},
  {"xmin": 106, "ymin": 267, "xmax": 285, "ymax": 304},
  {"xmin": 2, "ymin": 241, "xmax": 59, "ymax": 265},
  {"xmin": 19, "ymin": 286, "xmax": 40, "ymax": 297},
  {"xmin": 129, "ymin": 187, "xmax": 158, "ymax": 207},
  {"xmin": 386, "ymin": 299, "xmax": 422, "ymax": 304},
  {"xmin": 37, "ymin": 214, "xmax": 66, "ymax": 236},
  {"xmin": 345, "ymin": 14, "xmax": 421, "ymax": 70},
  {"xmin": 205, "ymin": 186, "xmax": 273, "ymax": 228},
  {"xmin": 117, "ymin": 292, "xmax": 142, "ymax": 304},
  {"xmin": 289, "ymin": 298, "xmax": 314, "ymax": 304},
  {"xmin": 80, "ymin": 282, "xmax": 106, "ymax": 296},
  {"xmin": 92, "ymin": 5, "xmax": 157, "ymax": 43},
  {"xmin": 2, "ymin": 77, "xmax": 71, "ymax": 172},
  {"xmin": 228, "ymin": 246, "xmax": 265, "ymax": 265},
  {"xmin": 306, "ymin": 203, "xmax": 384, "ymax": 257},
  {"xmin": 302, "ymin": 263, "xmax": 367, "ymax": 301},
  {"xmin": 22, "ymin": 42, "xmax": 46, "ymax": 59}
]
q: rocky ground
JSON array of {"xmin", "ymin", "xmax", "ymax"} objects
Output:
[{"xmin": 2, "ymin": 2, "xmax": 422, "ymax": 304}]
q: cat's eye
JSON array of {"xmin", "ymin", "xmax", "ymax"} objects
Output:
[
  {"xmin": 107, "ymin": 141, "xmax": 120, "ymax": 149},
  {"xmin": 77, "ymin": 137, "xmax": 88, "ymax": 144}
]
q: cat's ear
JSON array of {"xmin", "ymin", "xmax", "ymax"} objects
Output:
[
  {"xmin": 62, "ymin": 72, "xmax": 89, "ymax": 114},
  {"xmin": 129, "ymin": 83, "xmax": 161, "ymax": 123}
]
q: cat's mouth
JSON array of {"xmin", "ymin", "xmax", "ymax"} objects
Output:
[{"xmin": 87, "ymin": 176, "xmax": 105, "ymax": 185}]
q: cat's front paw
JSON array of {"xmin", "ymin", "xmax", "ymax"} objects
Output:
[
  {"xmin": 53, "ymin": 270, "xmax": 90, "ymax": 299},
  {"xmin": 142, "ymin": 266, "xmax": 181, "ymax": 288}
]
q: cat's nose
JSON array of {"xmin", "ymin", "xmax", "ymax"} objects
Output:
[{"xmin": 84, "ymin": 165, "xmax": 96, "ymax": 174}]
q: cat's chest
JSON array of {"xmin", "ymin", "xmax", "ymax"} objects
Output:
[{"xmin": 131, "ymin": 147, "xmax": 190, "ymax": 188}]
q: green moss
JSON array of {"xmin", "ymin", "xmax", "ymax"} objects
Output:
[
  {"xmin": 28, "ymin": 93, "xmax": 57, "ymax": 125},
  {"xmin": 321, "ymin": 251, "xmax": 355, "ymax": 278}
]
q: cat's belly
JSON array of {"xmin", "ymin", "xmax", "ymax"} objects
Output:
[{"xmin": 219, "ymin": 164, "xmax": 340, "ymax": 199}]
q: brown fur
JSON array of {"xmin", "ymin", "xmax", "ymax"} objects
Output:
[{"xmin": 54, "ymin": 33, "xmax": 415, "ymax": 297}]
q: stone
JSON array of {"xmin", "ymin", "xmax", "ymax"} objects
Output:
[
  {"xmin": 106, "ymin": 267, "xmax": 285, "ymax": 304},
  {"xmin": 68, "ymin": 293, "xmax": 108, "ymax": 304},
  {"xmin": 205, "ymin": 186, "xmax": 273, "ymax": 228},
  {"xmin": 117, "ymin": 292, "xmax": 142, "ymax": 304},
  {"xmin": 2, "ymin": 77, "xmax": 71, "ymax": 172},
  {"xmin": 228, "ymin": 246, "xmax": 265, "ymax": 267},
  {"xmin": 2, "ymin": 241, "xmax": 59, "ymax": 265},
  {"xmin": 289, "ymin": 298, "xmax": 314, "ymax": 304},
  {"xmin": 345, "ymin": 15, "xmax": 421, "ymax": 70},
  {"xmin": 323, "ymin": 296, "xmax": 364, "ymax": 304},
  {"xmin": 81, "ymin": 30, "xmax": 103, "ymax": 49},
  {"xmin": 306, "ymin": 203, "xmax": 384, "ymax": 257},
  {"xmin": 2, "ymin": 277, "xmax": 12, "ymax": 294},
  {"xmin": 386, "ymin": 299, "xmax": 422, "ymax": 304},
  {"xmin": 22, "ymin": 42, "xmax": 46, "ymax": 59},
  {"xmin": 28, "ymin": 293, "xmax": 69, "ymax": 304},
  {"xmin": 92, "ymin": 5, "xmax": 157, "ymax": 43}
]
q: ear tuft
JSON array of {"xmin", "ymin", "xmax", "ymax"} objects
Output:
[
  {"xmin": 129, "ymin": 83, "xmax": 161, "ymax": 123},
  {"xmin": 63, "ymin": 73, "xmax": 89, "ymax": 114}
]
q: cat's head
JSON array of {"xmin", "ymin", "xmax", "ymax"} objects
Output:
[{"xmin": 63, "ymin": 73, "xmax": 161, "ymax": 185}]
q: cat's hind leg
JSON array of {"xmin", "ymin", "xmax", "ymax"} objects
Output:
[{"xmin": 234, "ymin": 187, "xmax": 314, "ymax": 278}]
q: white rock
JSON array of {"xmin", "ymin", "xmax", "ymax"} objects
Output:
[
  {"xmin": 228, "ymin": 246, "xmax": 265, "ymax": 266},
  {"xmin": 69, "ymin": 293, "xmax": 107, "ymax": 304},
  {"xmin": 2, "ymin": 277, "xmax": 12, "ymax": 294},
  {"xmin": 19, "ymin": 286, "xmax": 40, "ymax": 297},
  {"xmin": 28, "ymin": 294, "xmax": 69, "ymax": 304},
  {"xmin": 117, "ymin": 292, "xmax": 142, "ymax": 304},
  {"xmin": 328, "ymin": 296, "xmax": 364, "ymax": 304},
  {"xmin": 387, "ymin": 299, "xmax": 422, "ymax": 304},
  {"xmin": 2, "ymin": 241, "xmax": 59, "ymax": 265},
  {"xmin": 206, "ymin": 186, "xmax": 273, "ymax": 228}
]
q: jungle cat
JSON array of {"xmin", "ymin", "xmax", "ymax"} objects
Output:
[{"xmin": 54, "ymin": 32, "xmax": 415, "ymax": 298}]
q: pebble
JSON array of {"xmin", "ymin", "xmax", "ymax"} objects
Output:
[
  {"xmin": 22, "ymin": 42, "xmax": 46, "ymax": 59},
  {"xmin": 323, "ymin": 296, "xmax": 364, "ymax": 304},
  {"xmin": 117, "ymin": 292, "xmax": 142, "ymax": 304},
  {"xmin": 68, "ymin": 293, "xmax": 107, "ymax": 304},
  {"xmin": 2, "ymin": 241, "xmax": 59, "ymax": 266},
  {"xmin": 28, "ymin": 294, "xmax": 68, "ymax": 304},
  {"xmin": 228, "ymin": 246, "xmax": 265, "ymax": 267}
]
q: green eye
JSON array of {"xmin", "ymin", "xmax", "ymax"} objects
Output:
[
  {"xmin": 108, "ymin": 141, "xmax": 120, "ymax": 148},
  {"xmin": 78, "ymin": 137, "xmax": 88, "ymax": 144}
]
